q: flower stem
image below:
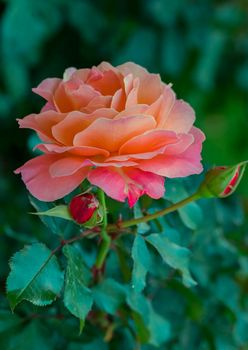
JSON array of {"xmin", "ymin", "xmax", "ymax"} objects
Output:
[
  {"xmin": 107, "ymin": 192, "xmax": 200, "ymax": 232},
  {"xmin": 95, "ymin": 189, "xmax": 111, "ymax": 268}
]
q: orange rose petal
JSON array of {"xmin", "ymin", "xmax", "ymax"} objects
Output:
[
  {"xmin": 52, "ymin": 111, "xmax": 91, "ymax": 145},
  {"xmin": 125, "ymin": 78, "xmax": 140, "ymax": 108},
  {"xmin": 97, "ymin": 61, "xmax": 117, "ymax": 72},
  {"xmin": 123, "ymin": 74, "xmax": 133, "ymax": 96},
  {"xmin": 111, "ymin": 89, "xmax": 126, "ymax": 111},
  {"xmin": 88, "ymin": 166, "xmax": 164, "ymax": 207},
  {"xmin": 54, "ymin": 80, "xmax": 100, "ymax": 113},
  {"xmin": 117, "ymin": 62, "xmax": 148, "ymax": 79},
  {"xmin": 153, "ymin": 86, "xmax": 176, "ymax": 128},
  {"xmin": 32, "ymin": 78, "xmax": 61, "ymax": 101},
  {"xmin": 139, "ymin": 128, "xmax": 205, "ymax": 177},
  {"xmin": 18, "ymin": 111, "xmax": 66, "ymax": 143},
  {"xmin": 15, "ymin": 155, "xmax": 89, "ymax": 202},
  {"xmin": 106, "ymin": 133, "xmax": 191, "ymax": 162},
  {"xmin": 87, "ymin": 69, "xmax": 122, "ymax": 96},
  {"xmin": 49, "ymin": 157, "xmax": 91, "ymax": 177},
  {"xmin": 35, "ymin": 144, "xmax": 110, "ymax": 158},
  {"xmin": 114, "ymin": 105, "xmax": 147, "ymax": 119},
  {"xmin": 73, "ymin": 115, "xmax": 156, "ymax": 152},
  {"xmin": 119, "ymin": 129, "xmax": 178, "ymax": 154},
  {"xmin": 138, "ymin": 74, "xmax": 162, "ymax": 104},
  {"xmin": 83, "ymin": 95, "xmax": 112, "ymax": 112},
  {"xmin": 162, "ymin": 99, "xmax": 195, "ymax": 133},
  {"xmin": 71, "ymin": 68, "xmax": 91, "ymax": 82},
  {"xmin": 51, "ymin": 109, "xmax": 117, "ymax": 145},
  {"xmin": 163, "ymin": 133, "xmax": 194, "ymax": 155}
]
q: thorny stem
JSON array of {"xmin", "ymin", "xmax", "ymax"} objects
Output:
[
  {"xmin": 49, "ymin": 192, "xmax": 200, "ymax": 268},
  {"xmin": 95, "ymin": 188, "xmax": 111, "ymax": 269},
  {"xmin": 107, "ymin": 192, "xmax": 200, "ymax": 232}
]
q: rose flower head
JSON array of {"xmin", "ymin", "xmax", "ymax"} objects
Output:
[{"xmin": 15, "ymin": 62, "xmax": 205, "ymax": 207}]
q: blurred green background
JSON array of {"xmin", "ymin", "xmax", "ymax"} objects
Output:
[
  {"xmin": 0, "ymin": 1, "xmax": 248, "ymax": 348},
  {"xmin": 1, "ymin": 0, "xmax": 248, "ymax": 275}
]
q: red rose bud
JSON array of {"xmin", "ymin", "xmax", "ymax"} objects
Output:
[
  {"xmin": 69, "ymin": 193, "xmax": 99, "ymax": 224},
  {"xmin": 198, "ymin": 161, "xmax": 247, "ymax": 199}
]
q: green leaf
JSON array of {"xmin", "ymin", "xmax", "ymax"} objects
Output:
[
  {"xmin": 178, "ymin": 202, "xmax": 203, "ymax": 230},
  {"xmin": 63, "ymin": 245, "xmax": 93, "ymax": 321},
  {"xmin": 165, "ymin": 180, "xmax": 203, "ymax": 229},
  {"xmin": 148, "ymin": 306, "xmax": 171, "ymax": 346},
  {"xmin": 127, "ymin": 290, "xmax": 150, "ymax": 343},
  {"xmin": 29, "ymin": 196, "xmax": 72, "ymax": 236},
  {"xmin": 31, "ymin": 205, "xmax": 73, "ymax": 221},
  {"xmin": 7, "ymin": 243, "xmax": 64, "ymax": 310},
  {"xmin": 146, "ymin": 233, "xmax": 196, "ymax": 287},
  {"xmin": 131, "ymin": 235, "xmax": 152, "ymax": 292},
  {"xmin": 93, "ymin": 278, "xmax": 126, "ymax": 315},
  {"xmin": 127, "ymin": 290, "xmax": 171, "ymax": 346}
]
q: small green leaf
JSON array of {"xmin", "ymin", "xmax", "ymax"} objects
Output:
[
  {"xmin": 127, "ymin": 290, "xmax": 171, "ymax": 346},
  {"xmin": 126, "ymin": 290, "xmax": 150, "ymax": 343},
  {"xmin": 165, "ymin": 180, "xmax": 203, "ymax": 229},
  {"xmin": 178, "ymin": 202, "xmax": 203, "ymax": 230},
  {"xmin": 148, "ymin": 306, "xmax": 171, "ymax": 346},
  {"xmin": 131, "ymin": 235, "xmax": 152, "ymax": 292},
  {"xmin": 146, "ymin": 233, "xmax": 196, "ymax": 287},
  {"xmin": 63, "ymin": 245, "xmax": 93, "ymax": 321},
  {"xmin": 32, "ymin": 205, "xmax": 73, "ymax": 221},
  {"xmin": 7, "ymin": 243, "xmax": 64, "ymax": 310},
  {"xmin": 93, "ymin": 278, "xmax": 126, "ymax": 315},
  {"xmin": 79, "ymin": 319, "xmax": 85, "ymax": 335},
  {"xmin": 29, "ymin": 196, "xmax": 73, "ymax": 236}
]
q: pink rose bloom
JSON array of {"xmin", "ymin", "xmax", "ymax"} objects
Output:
[{"xmin": 15, "ymin": 62, "xmax": 205, "ymax": 207}]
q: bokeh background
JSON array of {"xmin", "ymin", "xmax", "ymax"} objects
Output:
[{"xmin": 0, "ymin": 0, "xmax": 248, "ymax": 347}]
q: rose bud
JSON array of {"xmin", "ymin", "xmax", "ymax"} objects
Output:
[
  {"xmin": 69, "ymin": 193, "xmax": 99, "ymax": 224},
  {"xmin": 198, "ymin": 161, "xmax": 247, "ymax": 199}
]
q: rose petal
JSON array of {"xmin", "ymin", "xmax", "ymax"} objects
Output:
[
  {"xmin": 138, "ymin": 127, "xmax": 205, "ymax": 177},
  {"xmin": 87, "ymin": 69, "xmax": 122, "ymax": 96},
  {"xmin": 125, "ymin": 168, "xmax": 165, "ymax": 207},
  {"xmin": 125, "ymin": 78, "xmax": 139, "ymax": 108},
  {"xmin": 115, "ymin": 104, "xmax": 147, "ymax": 119},
  {"xmin": 151, "ymin": 86, "xmax": 176, "ymax": 128},
  {"xmin": 49, "ymin": 157, "xmax": 91, "ymax": 177},
  {"xmin": 32, "ymin": 78, "xmax": 61, "ymax": 101},
  {"xmin": 18, "ymin": 111, "xmax": 66, "ymax": 143},
  {"xmin": 111, "ymin": 89, "xmax": 126, "ymax": 111},
  {"xmin": 138, "ymin": 74, "xmax": 162, "ymax": 104},
  {"xmin": 83, "ymin": 95, "xmax": 112, "ymax": 112},
  {"xmin": 117, "ymin": 62, "xmax": 148, "ymax": 79},
  {"xmin": 35, "ymin": 144, "xmax": 110, "ymax": 157},
  {"xmin": 73, "ymin": 115, "xmax": 156, "ymax": 152},
  {"xmin": 162, "ymin": 99, "xmax": 195, "ymax": 133},
  {"xmin": 51, "ymin": 109, "xmax": 117, "ymax": 145},
  {"xmin": 88, "ymin": 167, "xmax": 165, "ymax": 207},
  {"xmin": 15, "ymin": 155, "xmax": 89, "ymax": 201},
  {"xmin": 54, "ymin": 80, "xmax": 100, "ymax": 112},
  {"xmin": 119, "ymin": 129, "xmax": 178, "ymax": 154}
]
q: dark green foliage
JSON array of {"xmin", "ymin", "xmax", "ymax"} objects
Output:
[{"xmin": 1, "ymin": 175, "xmax": 247, "ymax": 349}]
